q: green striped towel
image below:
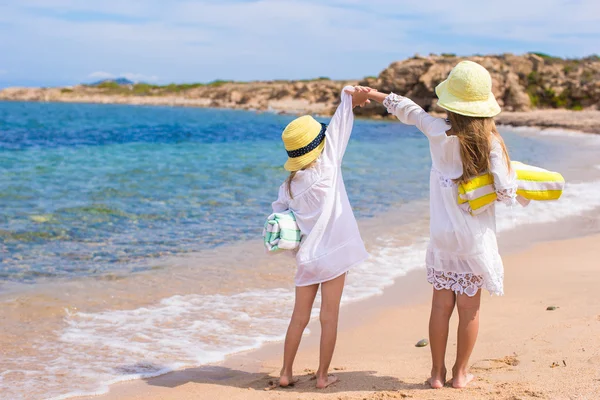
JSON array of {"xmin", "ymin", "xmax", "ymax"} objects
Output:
[{"xmin": 263, "ymin": 211, "xmax": 301, "ymax": 253}]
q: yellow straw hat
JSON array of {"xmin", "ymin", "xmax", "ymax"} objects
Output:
[
  {"xmin": 282, "ymin": 115, "xmax": 326, "ymax": 171},
  {"xmin": 435, "ymin": 60, "xmax": 501, "ymax": 118}
]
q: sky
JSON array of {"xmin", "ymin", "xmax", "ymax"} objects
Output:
[{"xmin": 0, "ymin": 0, "xmax": 598, "ymax": 87}]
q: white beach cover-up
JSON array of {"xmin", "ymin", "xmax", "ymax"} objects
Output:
[
  {"xmin": 272, "ymin": 87, "xmax": 369, "ymax": 286},
  {"xmin": 384, "ymin": 93, "xmax": 517, "ymax": 296}
]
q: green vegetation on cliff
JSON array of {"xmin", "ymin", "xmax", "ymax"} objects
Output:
[{"xmin": 84, "ymin": 80, "xmax": 239, "ymax": 96}]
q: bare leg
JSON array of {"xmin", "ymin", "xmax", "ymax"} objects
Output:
[
  {"xmin": 315, "ymin": 273, "xmax": 346, "ymax": 389},
  {"xmin": 428, "ymin": 288, "xmax": 456, "ymax": 389},
  {"xmin": 280, "ymin": 284, "xmax": 319, "ymax": 387},
  {"xmin": 452, "ymin": 289, "xmax": 481, "ymax": 389}
]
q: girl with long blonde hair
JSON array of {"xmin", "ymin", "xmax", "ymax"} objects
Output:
[{"xmin": 360, "ymin": 61, "xmax": 517, "ymax": 389}]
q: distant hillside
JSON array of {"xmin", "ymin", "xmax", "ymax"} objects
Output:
[
  {"xmin": 90, "ymin": 78, "xmax": 135, "ymax": 87},
  {"xmin": 1, "ymin": 53, "xmax": 598, "ymax": 119}
]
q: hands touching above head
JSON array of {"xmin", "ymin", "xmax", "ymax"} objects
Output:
[
  {"xmin": 344, "ymin": 86, "xmax": 387, "ymax": 107},
  {"xmin": 352, "ymin": 86, "xmax": 373, "ymax": 94},
  {"xmin": 345, "ymin": 85, "xmax": 371, "ymax": 108}
]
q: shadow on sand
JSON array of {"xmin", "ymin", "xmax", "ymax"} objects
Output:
[{"xmin": 136, "ymin": 365, "xmax": 429, "ymax": 394}]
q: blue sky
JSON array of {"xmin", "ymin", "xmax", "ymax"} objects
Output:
[{"xmin": 0, "ymin": 0, "xmax": 598, "ymax": 87}]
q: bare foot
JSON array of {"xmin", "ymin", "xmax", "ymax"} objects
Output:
[
  {"xmin": 279, "ymin": 374, "xmax": 298, "ymax": 387},
  {"xmin": 428, "ymin": 368, "xmax": 446, "ymax": 389},
  {"xmin": 316, "ymin": 374, "xmax": 339, "ymax": 389},
  {"xmin": 452, "ymin": 372, "xmax": 474, "ymax": 389}
]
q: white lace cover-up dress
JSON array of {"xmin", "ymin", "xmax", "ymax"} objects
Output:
[
  {"xmin": 384, "ymin": 93, "xmax": 517, "ymax": 296},
  {"xmin": 271, "ymin": 87, "xmax": 369, "ymax": 287}
]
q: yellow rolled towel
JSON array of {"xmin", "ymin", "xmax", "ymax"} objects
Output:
[{"xmin": 458, "ymin": 162, "xmax": 565, "ymax": 215}]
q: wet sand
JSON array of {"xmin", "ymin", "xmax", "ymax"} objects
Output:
[{"xmin": 87, "ymin": 214, "xmax": 600, "ymax": 400}]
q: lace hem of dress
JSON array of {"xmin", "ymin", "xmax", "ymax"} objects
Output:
[
  {"xmin": 426, "ymin": 267, "xmax": 484, "ymax": 297},
  {"xmin": 383, "ymin": 93, "xmax": 403, "ymax": 114}
]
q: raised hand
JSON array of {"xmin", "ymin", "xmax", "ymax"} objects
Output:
[
  {"xmin": 345, "ymin": 86, "xmax": 372, "ymax": 108},
  {"xmin": 343, "ymin": 85, "xmax": 372, "ymax": 95},
  {"xmin": 354, "ymin": 86, "xmax": 373, "ymax": 93}
]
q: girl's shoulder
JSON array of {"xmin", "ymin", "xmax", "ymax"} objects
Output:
[
  {"xmin": 489, "ymin": 136, "xmax": 504, "ymax": 154},
  {"xmin": 290, "ymin": 166, "xmax": 323, "ymax": 199}
]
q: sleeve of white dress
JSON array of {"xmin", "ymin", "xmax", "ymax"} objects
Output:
[
  {"xmin": 271, "ymin": 185, "xmax": 288, "ymax": 213},
  {"xmin": 383, "ymin": 93, "xmax": 462, "ymax": 179},
  {"xmin": 490, "ymin": 140, "xmax": 518, "ymax": 206},
  {"xmin": 322, "ymin": 86, "xmax": 355, "ymax": 165}
]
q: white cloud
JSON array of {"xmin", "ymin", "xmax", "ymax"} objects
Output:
[
  {"xmin": 120, "ymin": 73, "xmax": 159, "ymax": 82},
  {"xmin": 10, "ymin": 0, "xmax": 152, "ymax": 18},
  {"xmin": 4, "ymin": 0, "xmax": 600, "ymax": 49},
  {"xmin": 87, "ymin": 71, "xmax": 158, "ymax": 83},
  {"xmin": 88, "ymin": 71, "xmax": 114, "ymax": 79}
]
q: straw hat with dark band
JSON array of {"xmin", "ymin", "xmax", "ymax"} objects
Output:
[{"xmin": 282, "ymin": 115, "xmax": 327, "ymax": 171}]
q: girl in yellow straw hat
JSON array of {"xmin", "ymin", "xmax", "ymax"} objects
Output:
[
  {"xmin": 360, "ymin": 60, "xmax": 516, "ymax": 389},
  {"xmin": 270, "ymin": 86, "xmax": 369, "ymax": 389}
]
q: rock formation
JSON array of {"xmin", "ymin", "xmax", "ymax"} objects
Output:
[{"xmin": 354, "ymin": 53, "xmax": 600, "ymax": 117}]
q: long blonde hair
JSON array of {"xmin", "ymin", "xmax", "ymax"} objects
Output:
[{"xmin": 447, "ymin": 112, "xmax": 511, "ymax": 184}]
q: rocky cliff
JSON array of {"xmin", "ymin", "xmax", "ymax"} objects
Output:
[
  {"xmin": 1, "ymin": 54, "xmax": 599, "ymax": 119},
  {"xmin": 354, "ymin": 53, "xmax": 600, "ymax": 117}
]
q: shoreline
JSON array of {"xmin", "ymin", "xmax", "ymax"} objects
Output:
[
  {"xmin": 495, "ymin": 109, "xmax": 600, "ymax": 135},
  {"xmin": 85, "ymin": 211, "xmax": 600, "ymax": 400},
  {"xmin": 1, "ymin": 96, "xmax": 599, "ymax": 134}
]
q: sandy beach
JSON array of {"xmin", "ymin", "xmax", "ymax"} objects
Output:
[
  {"xmin": 86, "ymin": 217, "xmax": 600, "ymax": 400},
  {"xmin": 496, "ymin": 110, "xmax": 600, "ymax": 135}
]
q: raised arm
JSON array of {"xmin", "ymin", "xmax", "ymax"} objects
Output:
[
  {"xmin": 365, "ymin": 90, "xmax": 450, "ymax": 138},
  {"xmin": 364, "ymin": 89, "xmax": 388, "ymax": 104},
  {"xmin": 322, "ymin": 86, "xmax": 369, "ymax": 164},
  {"xmin": 364, "ymin": 88, "xmax": 462, "ymax": 178}
]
